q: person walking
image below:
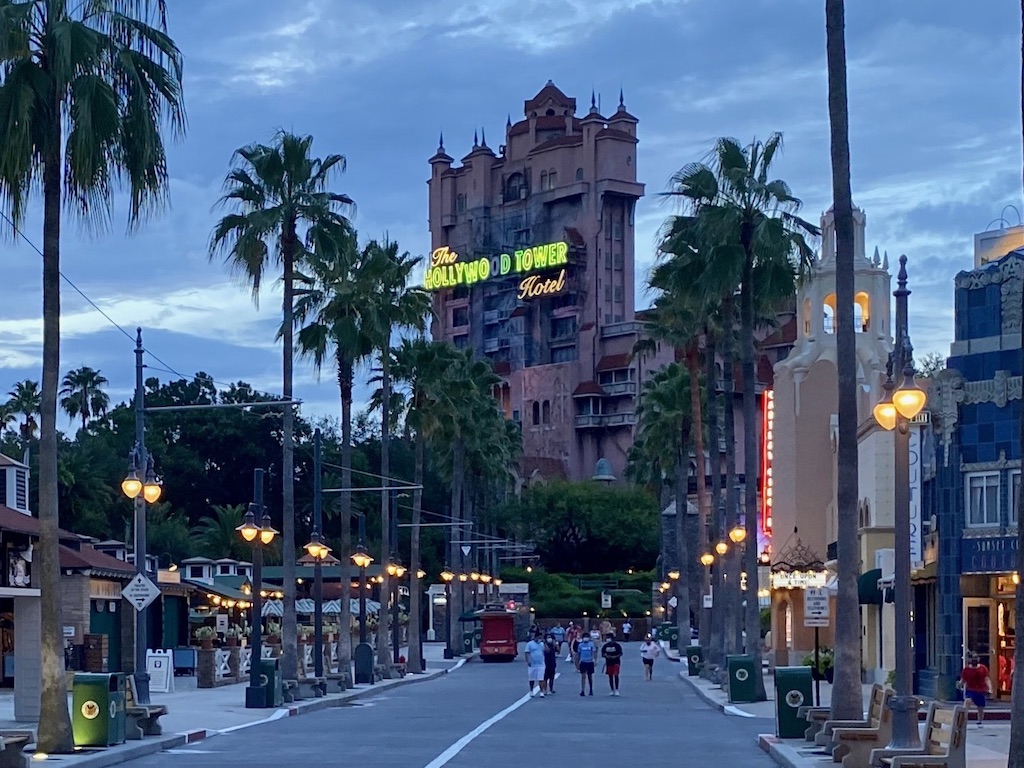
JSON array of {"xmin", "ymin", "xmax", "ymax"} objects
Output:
[
  {"xmin": 552, "ymin": 622, "xmax": 565, "ymax": 651},
  {"xmin": 622, "ymin": 619, "xmax": 633, "ymax": 643},
  {"xmin": 601, "ymin": 632, "xmax": 624, "ymax": 696},
  {"xmin": 526, "ymin": 631, "xmax": 547, "ymax": 698},
  {"xmin": 959, "ymin": 652, "xmax": 991, "ymax": 726},
  {"xmin": 577, "ymin": 632, "xmax": 597, "ymax": 696},
  {"xmin": 640, "ymin": 634, "xmax": 660, "ymax": 681},
  {"xmin": 564, "ymin": 622, "xmax": 577, "ymax": 662},
  {"xmin": 543, "ymin": 633, "xmax": 558, "ymax": 694}
]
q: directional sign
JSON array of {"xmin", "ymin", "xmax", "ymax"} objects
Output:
[
  {"xmin": 668, "ymin": 596, "xmax": 678, "ymax": 608},
  {"xmin": 803, "ymin": 587, "xmax": 830, "ymax": 627},
  {"xmin": 601, "ymin": 592, "xmax": 612, "ymax": 609},
  {"xmin": 461, "ymin": 545, "xmax": 471, "ymax": 556},
  {"xmin": 122, "ymin": 573, "xmax": 161, "ymax": 612}
]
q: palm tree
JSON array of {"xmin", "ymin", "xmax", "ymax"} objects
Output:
[
  {"xmin": 60, "ymin": 367, "xmax": 110, "ymax": 432},
  {"xmin": 7, "ymin": 380, "xmax": 40, "ymax": 441},
  {"xmin": 392, "ymin": 339, "xmax": 463, "ymax": 673},
  {"xmin": 359, "ymin": 239, "xmax": 430, "ymax": 667},
  {"xmin": 0, "ymin": 0, "xmax": 185, "ymax": 750},
  {"xmin": 825, "ymin": 0, "xmax": 863, "ymax": 721},
  {"xmin": 665, "ymin": 135, "xmax": 817, "ymax": 699},
  {"xmin": 210, "ymin": 131, "xmax": 353, "ymax": 683},
  {"xmin": 192, "ymin": 505, "xmax": 253, "ymax": 561}
]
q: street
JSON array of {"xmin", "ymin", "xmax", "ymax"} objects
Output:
[{"xmin": 118, "ymin": 645, "xmax": 775, "ymax": 768}]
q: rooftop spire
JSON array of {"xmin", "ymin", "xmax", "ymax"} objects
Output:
[
  {"xmin": 438, "ymin": 131, "xmax": 445, "ymax": 152},
  {"xmin": 618, "ymin": 87, "xmax": 625, "ymax": 110},
  {"xmin": 506, "ymin": 113, "xmax": 512, "ymax": 128},
  {"xmin": 872, "ymin": 245, "xmax": 880, "ymax": 267},
  {"xmin": 473, "ymin": 129, "xmax": 478, "ymax": 148},
  {"xmin": 480, "ymin": 127, "xmax": 487, "ymax": 147}
]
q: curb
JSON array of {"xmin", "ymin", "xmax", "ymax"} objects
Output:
[
  {"xmin": 757, "ymin": 734, "xmax": 810, "ymax": 768},
  {"xmin": 57, "ymin": 662, "xmax": 466, "ymax": 768},
  {"xmin": 678, "ymin": 670, "xmax": 727, "ymax": 713}
]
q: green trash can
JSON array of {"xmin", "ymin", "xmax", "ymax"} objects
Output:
[
  {"xmin": 462, "ymin": 631, "xmax": 473, "ymax": 654},
  {"xmin": 775, "ymin": 666, "xmax": 814, "ymax": 738},
  {"xmin": 472, "ymin": 627, "xmax": 482, "ymax": 648},
  {"xmin": 726, "ymin": 654, "xmax": 757, "ymax": 703},
  {"xmin": 72, "ymin": 672, "xmax": 126, "ymax": 747},
  {"xmin": 685, "ymin": 645, "xmax": 704, "ymax": 677},
  {"xmin": 260, "ymin": 658, "xmax": 282, "ymax": 708},
  {"xmin": 667, "ymin": 626, "xmax": 680, "ymax": 650}
]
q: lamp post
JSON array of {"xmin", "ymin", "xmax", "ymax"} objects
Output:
[
  {"xmin": 470, "ymin": 570, "xmax": 480, "ymax": 609},
  {"xmin": 386, "ymin": 558, "xmax": 406, "ymax": 664},
  {"xmin": 351, "ymin": 513, "xmax": 374, "ymax": 685},
  {"xmin": 119, "ymin": 328, "xmax": 163, "ymax": 705},
  {"xmin": 480, "ymin": 572, "xmax": 492, "ymax": 603},
  {"xmin": 873, "ymin": 255, "xmax": 927, "ymax": 750},
  {"xmin": 238, "ymin": 468, "xmax": 278, "ymax": 708},
  {"xmin": 440, "ymin": 567, "xmax": 455, "ymax": 659},
  {"xmin": 303, "ymin": 432, "xmax": 332, "ymax": 681},
  {"xmin": 668, "ymin": 568, "xmax": 681, "ymax": 627}
]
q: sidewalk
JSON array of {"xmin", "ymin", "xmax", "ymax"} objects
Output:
[
  {"xmin": 0, "ymin": 643, "xmax": 467, "ymax": 768},
  {"xmin": 679, "ymin": 670, "xmax": 1011, "ymax": 768}
]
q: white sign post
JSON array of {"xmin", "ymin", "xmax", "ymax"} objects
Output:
[
  {"xmin": 601, "ymin": 592, "xmax": 611, "ymax": 609},
  {"xmin": 803, "ymin": 587, "xmax": 830, "ymax": 707},
  {"xmin": 121, "ymin": 574, "xmax": 161, "ymax": 612}
]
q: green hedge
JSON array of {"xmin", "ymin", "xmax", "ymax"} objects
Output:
[{"xmin": 501, "ymin": 568, "xmax": 655, "ymax": 619}]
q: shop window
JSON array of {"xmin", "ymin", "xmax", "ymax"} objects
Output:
[
  {"xmin": 966, "ymin": 471, "xmax": 1000, "ymax": 527},
  {"xmin": 542, "ymin": 400, "xmax": 551, "ymax": 424},
  {"xmin": 532, "ymin": 401, "xmax": 540, "ymax": 425}
]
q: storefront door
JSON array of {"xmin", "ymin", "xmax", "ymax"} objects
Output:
[{"xmin": 963, "ymin": 598, "xmax": 996, "ymax": 694}]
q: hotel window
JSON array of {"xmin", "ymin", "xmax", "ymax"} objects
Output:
[
  {"xmin": 456, "ymin": 194, "xmax": 466, "ymax": 213},
  {"xmin": 552, "ymin": 346, "xmax": 577, "ymax": 363},
  {"xmin": 1012, "ymin": 470, "xmax": 1021, "ymax": 525},
  {"xmin": 532, "ymin": 401, "xmax": 541, "ymax": 426},
  {"xmin": 452, "ymin": 307, "xmax": 469, "ymax": 327},
  {"xmin": 551, "ymin": 316, "xmax": 576, "ymax": 340},
  {"xmin": 576, "ymin": 167, "xmax": 584, "ymax": 181},
  {"xmin": 453, "ymin": 334, "xmax": 469, "ymax": 349},
  {"xmin": 506, "ymin": 173, "xmax": 526, "ymax": 201},
  {"xmin": 613, "ymin": 220, "xmax": 623, "ymax": 241},
  {"xmin": 548, "ymin": 169, "xmax": 557, "ymax": 188},
  {"xmin": 966, "ymin": 471, "xmax": 1000, "ymax": 527},
  {"xmin": 542, "ymin": 400, "xmax": 551, "ymax": 424},
  {"xmin": 219, "ymin": 564, "xmax": 232, "ymax": 575},
  {"xmin": 540, "ymin": 171, "xmax": 548, "ymax": 190}
]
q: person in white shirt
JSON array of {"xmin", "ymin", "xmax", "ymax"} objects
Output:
[
  {"xmin": 525, "ymin": 631, "xmax": 547, "ymax": 697},
  {"xmin": 640, "ymin": 634, "xmax": 661, "ymax": 680},
  {"xmin": 622, "ymin": 620, "xmax": 633, "ymax": 642}
]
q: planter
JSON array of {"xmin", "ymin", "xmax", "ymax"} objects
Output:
[
  {"xmin": 201, "ymin": 638, "xmax": 214, "ymax": 651},
  {"xmin": 226, "ymin": 637, "xmax": 238, "ymax": 647},
  {"xmin": 268, "ymin": 635, "xmax": 281, "ymax": 645},
  {"xmin": 810, "ymin": 667, "xmax": 835, "ymax": 683}
]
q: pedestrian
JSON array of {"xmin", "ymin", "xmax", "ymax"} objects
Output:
[
  {"xmin": 565, "ymin": 622, "xmax": 577, "ymax": 661},
  {"xmin": 640, "ymin": 633, "xmax": 660, "ymax": 680},
  {"xmin": 526, "ymin": 631, "xmax": 547, "ymax": 698},
  {"xmin": 589, "ymin": 626, "xmax": 600, "ymax": 643},
  {"xmin": 552, "ymin": 622, "xmax": 565, "ymax": 651},
  {"xmin": 577, "ymin": 631, "xmax": 597, "ymax": 696},
  {"xmin": 601, "ymin": 632, "xmax": 624, "ymax": 696},
  {"xmin": 959, "ymin": 652, "xmax": 991, "ymax": 726},
  {"xmin": 543, "ymin": 633, "xmax": 558, "ymax": 693},
  {"xmin": 570, "ymin": 628, "xmax": 581, "ymax": 670},
  {"xmin": 622, "ymin": 618, "xmax": 633, "ymax": 643}
]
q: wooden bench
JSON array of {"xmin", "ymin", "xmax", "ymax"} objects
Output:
[
  {"xmin": 830, "ymin": 691, "xmax": 895, "ymax": 767},
  {"xmin": 869, "ymin": 704, "xmax": 966, "ymax": 768},
  {"xmin": 125, "ymin": 675, "xmax": 168, "ymax": 740},
  {"xmin": 0, "ymin": 731, "xmax": 32, "ymax": 768},
  {"xmin": 816, "ymin": 684, "xmax": 892, "ymax": 748}
]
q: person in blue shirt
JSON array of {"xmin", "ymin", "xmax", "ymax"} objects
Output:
[
  {"xmin": 551, "ymin": 623, "xmax": 565, "ymax": 651},
  {"xmin": 576, "ymin": 633, "xmax": 597, "ymax": 696}
]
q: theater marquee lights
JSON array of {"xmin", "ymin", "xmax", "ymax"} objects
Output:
[
  {"xmin": 424, "ymin": 241, "xmax": 570, "ymax": 300},
  {"xmin": 761, "ymin": 388, "xmax": 774, "ymax": 536}
]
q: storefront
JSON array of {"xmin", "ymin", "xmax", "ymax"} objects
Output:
[{"xmin": 960, "ymin": 535, "xmax": 1018, "ymax": 699}]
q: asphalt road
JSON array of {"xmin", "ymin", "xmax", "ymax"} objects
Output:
[{"xmin": 123, "ymin": 644, "xmax": 776, "ymax": 768}]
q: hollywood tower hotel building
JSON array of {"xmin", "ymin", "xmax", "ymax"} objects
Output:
[{"xmin": 426, "ymin": 82, "xmax": 669, "ymax": 482}]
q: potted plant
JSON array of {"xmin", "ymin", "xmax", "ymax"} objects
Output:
[
  {"xmin": 266, "ymin": 620, "xmax": 282, "ymax": 645},
  {"xmin": 225, "ymin": 625, "xmax": 241, "ymax": 647},
  {"xmin": 802, "ymin": 647, "xmax": 835, "ymax": 683},
  {"xmin": 194, "ymin": 625, "xmax": 217, "ymax": 650},
  {"xmin": 297, "ymin": 625, "xmax": 313, "ymax": 644}
]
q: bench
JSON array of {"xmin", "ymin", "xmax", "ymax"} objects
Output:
[
  {"xmin": 830, "ymin": 691, "xmax": 895, "ymax": 767},
  {"xmin": 799, "ymin": 705, "xmax": 832, "ymax": 741},
  {"xmin": 816, "ymin": 684, "xmax": 893, "ymax": 749},
  {"xmin": 0, "ymin": 731, "xmax": 32, "ymax": 768},
  {"xmin": 125, "ymin": 675, "xmax": 168, "ymax": 740},
  {"xmin": 869, "ymin": 704, "xmax": 966, "ymax": 768}
]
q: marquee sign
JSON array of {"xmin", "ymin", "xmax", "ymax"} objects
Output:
[
  {"xmin": 424, "ymin": 241, "xmax": 570, "ymax": 301},
  {"xmin": 760, "ymin": 388, "xmax": 774, "ymax": 535}
]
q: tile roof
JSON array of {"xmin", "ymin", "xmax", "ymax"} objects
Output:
[
  {"xmin": 595, "ymin": 127, "xmax": 638, "ymax": 144},
  {"xmin": 59, "ymin": 545, "xmax": 134, "ymax": 575},
  {"xmin": 530, "ymin": 135, "xmax": 583, "ymax": 154},
  {"xmin": 572, "ymin": 381, "xmax": 606, "ymax": 397},
  {"xmin": 596, "ymin": 353, "xmax": 632, "ymax": 372}
]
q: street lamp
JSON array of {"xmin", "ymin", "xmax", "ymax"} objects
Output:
[
  {"xmin": 715, "ymin": 541, "xmax": 728, "ymax": 556},
  {"xmin": 386, "ymin": 559, "xmax": 406, "ymax": 664},
  {"xmin": 699, "ymin": 553, "xmax": 715, "ymax": 567},
  {"xmin": 728, "ymin": 525, "xmax": 746, "ymax": 545},
  {"xmin": 351, "ymin": 523, "xmax": 374, "ymax": 686},
  {"xmin": 238, "ymin": 470, "xmax": 278, "ymax": 708},
  {"xmin": 440, "ymin": 567, "xmax": 455, "ymax": 659},
  {"xmin": 667, "ymin": 569, "xmax": 680, "ymax": 625},
  {"xmin": 873, "ymin": 255, "xmax": 926, "ymax": 750}
]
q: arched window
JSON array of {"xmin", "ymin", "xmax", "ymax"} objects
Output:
[
  {"xmin": 542, "ymin": 400, "xmax": 551, "ymax": 424},
  {"xmin": 545, "ymin": 108, "xmax": 555, "ymax": 116},
  {"xmin": 532, "ymin": 401, "xmax": 540, "ymax": 426},
  {"xmin": 576, "ymin": 167, "xmax": 584, "ymax": 181},
  {"xmin": 548, "ymin": 169, "xmax": 557, "ymax": 188},
  {"xmin": 456, "ymin": 193, "xmax": 465, "ymax": 213},
  {"xmin": 539, "ymin": 171, "xmax": 548, "ymax": 191},
  {"xmin": 823, "ymin": 293, "xmax": 837, "ymax": 334},
  {"xmin": 802, "ymin": 297, "xmax": 812, "ymax": 335},
  {"xmin": 506, "ymin": 173, "xmax": 526, "ymax": 201},
  {"xmin": 855, "ymin": 291, "xmax": 871, "ymax": 333}
]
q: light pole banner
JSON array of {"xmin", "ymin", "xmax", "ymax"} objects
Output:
[{"xmin": 908, "ymin": 424, "xmax": 922, "ymax": 565}]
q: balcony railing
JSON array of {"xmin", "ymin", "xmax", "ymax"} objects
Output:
[
  {"xmin": 601, "ymin": 321, "xmax": 646, "ymax": 339},
  {"xmin": 601, "ymin": 381, "xmax": 636, "ymax": 397},
  {"xmin": 574, "ymin": 412, "xmax": 637, "ymax": 429}
]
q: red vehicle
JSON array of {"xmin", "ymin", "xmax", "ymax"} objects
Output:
[{"xmin": 478, "ymin": 607, "xmax": 518, "ymax": 663}]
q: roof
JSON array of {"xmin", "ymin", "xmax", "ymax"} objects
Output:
[
  {"xmin": 596, "ymin": 353, "xmax": 632, "ymax": 372},
  {"xmin": 59, "ymin": 545, "xmax": 135, "ymax": 577},
  {"xmin": 564, "ymin": 227, "xmax": 586, "ymax": 247},
  {"xmin": 572, "ymin": 381, "xmax": 606, "ymax": 397},
  {"xmin": 181, "ymin": 557, "xmax": 215, "ymax": 565},
  {"xmin": 595, "ymin": 127, "xmax": 638, "ymax": 144},
  {"xmin": 760, "ymin": 317, "xmax": 797, "ymax": 349},
  {"xmin": 0, "ymin": 504, "xmax": 77, "ymax": 540},
  {"xmin": 0, "ymin": 454, "xmax": 27, "ymax": 468},
  {"xmin": 611, "ymin": 106, "xmax": 639, "ymax": 123},
  {"xmin": 524, "ymin": 81, "xmax": 575, "ymax": 112},
  {"xmin": 530, "ymin": 135, "xmax": 583, "ymax": 154}
]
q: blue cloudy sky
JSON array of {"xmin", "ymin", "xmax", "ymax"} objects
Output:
[{"xmin": 0, "ymin": 0, "xmax": 1019, "ymax": 424}]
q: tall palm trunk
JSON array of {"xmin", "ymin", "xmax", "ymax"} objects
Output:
[
  {"xmin": 705, "ymin": 329, "xmax": 724, "ymax": 673},
  {"xmin": 377, "ymin": 357, "xmax": 392, "ymax": 667},
  {"xmin": 739, "ymin": 254, "xmax": 767, "ymax": 700},
  {"xmin": 1008, "ymin": 2, "xmax": 1024, "ymax": 763},
  {"xmin": 336, "ymin": 354, "xmax": 353, "ymax": 684},
  {"xmin": 826, "ymin": 0, "xmax": 862, "ymax": 720},
  {"xmin": 720, "ymin": 297, "xmax": 741, "ymax": 655},
  {"xmin": 674, "ymin": 441, "xmax": 692, "ymax": 640},
  {"xmin": 37, "ymin": 101, "xmax": 73, "ymax": 753},
  {"xmin": 408, "ymin": 425, "xmax": 425, "ymax": 673},
  {"xmin": 280, "ymin": 227, "xmax": 298, "ymax": 683},
  {"xmin": 449, "ymin": 439, "xmax": 465, "ymax": 649},
  {"xmin": 686, "ymin": 343, "xmax": 709, "ymax": 640}
]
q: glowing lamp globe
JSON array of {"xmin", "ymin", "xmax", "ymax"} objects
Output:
[
  {"xmin": 121, "ymin": 471, "xmax": 142, "ymax": 500},
  {"xmin": 700, "ymin": 553, "xmax": 714, "ymax": 567},
  {"xmin": 729, "ymin": 526, "xmax": 747, "ymax": 544},
  {"xmin": 715, "ymin": 541, "xmax": 728, "ymax": 556},
  {"xmin": 440, "ymin": 567, "xmax": 455, "ymax": 583},
  {"xmin": 893, "ymin": 375, "xmax": 927, "ymax": 420},
  {"xmin": 142, "ymin": 481, "xmax": 162, "ymax": 504}
]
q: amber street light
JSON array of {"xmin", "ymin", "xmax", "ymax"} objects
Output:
[
  {"xmin": 303, "ymin": 532, "xmax": 331, "ymax": 560},
  {"xmin": 440, "ymin": 566, "xmax": 455, "ymax": 659},
  {"xmin": 729, "ymin": 525, "xmax": 747, "ymax": 544},
  {"xmin": 351, "ymin": 545, "xmax": 373, "ymax": 570},
  {"xmin": 715, "ymin": 541, "xmax": 728, "ymax": 556},
  {"xmin": 667, "ymin": 569, "xmax": 681, "ymax": 581},
  {"xmin": 699, "ymin": 553, "xmax": 714, "ymax": 567}
]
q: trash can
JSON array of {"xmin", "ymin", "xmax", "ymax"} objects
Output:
[
  {"xmin": 462, "ymin": 631, "xmax": 473, "ymax": 655},
  {"xmin": 72, "ymin": 672, "xmax": 126, "ymax": 747},
  {"xmin": 260, "ymin": 658, "xmax": 282, "ymax": 708},
  {"xmin": 726, "ymin": 654, "xmax": 757, "ymax": 703},
  {"xmin": 775, "ymin": 666, "xmax": 814, "ymax": 738},
  {"xmin": 472, "ymin": 627, "xmax": 482, "ymax": 648},
  {"xmin": 666, "ymin": 626, "xmax": 680, "ymax": 650},
  {"xmin": 685, "ymin": 645, "xmax": 704, "ymax": 677}
]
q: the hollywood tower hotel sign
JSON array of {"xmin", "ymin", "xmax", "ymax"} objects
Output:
[{"xmin": 423, "ymin": 241, "xmax": 570, "ymax": 300}]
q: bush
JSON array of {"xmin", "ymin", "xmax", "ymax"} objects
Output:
[{"xmin": 499, "ymin": 568, "xmax": 654, "ymax": 619}]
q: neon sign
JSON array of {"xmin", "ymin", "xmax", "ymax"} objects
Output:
[
  {"xmin": 761, "ymin": 388, "xmax": 774, "ymax": 536},
  {"xmin": 424, "ymin": 241, "xmax": 569, "ymax": 300}
]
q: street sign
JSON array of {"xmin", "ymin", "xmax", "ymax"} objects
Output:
[
  {"xmin": 668, "ymin": 596, "xmax": 678, "ymax": 608},
  {"xmin": 601, "ymin": 592, "xmax": 611, "ymax": 609},
  {"xmin": 803, "ymin": 587, "xmax": 830, "ymax": 627},
  {"xmin": 122, "ymin": 573, "xmax": 161, "ymax": 612},
  {"xmin": 702, "ymin": 594, "xmax": 713, "ymax": 609},
  {"xmin": 461, "ymin": 545, "xmax": 471, "ymax": 556}
]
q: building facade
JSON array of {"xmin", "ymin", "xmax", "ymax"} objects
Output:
[
  {"xmin": 929, "ymin": 243, "xmax": 1023, "ymax": 702},
  {"xmin": 426, "ymin": 81, "xmax": 671, "ymax": 482}
]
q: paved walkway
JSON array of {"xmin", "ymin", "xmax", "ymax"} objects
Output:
[
  {"xmin": 0, "ymin": 644, "xmax": 464, "ymax": 768},
  {"xmin": 679, "ymin": 670, "xmax": 1011, "ymax": 768}
]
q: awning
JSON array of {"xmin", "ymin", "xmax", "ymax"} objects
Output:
[{"xmin": 858, "ymin": 568, "xmax": 883, "ymax": 605}]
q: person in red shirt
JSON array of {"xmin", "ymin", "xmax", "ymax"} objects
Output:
[{"xmin": 959, "ymin": 653, "xmax": 991, "ymax": 725}]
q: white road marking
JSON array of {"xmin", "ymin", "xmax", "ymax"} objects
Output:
[
  {"xmin": 165, "ymin": 749, "xmax": 221, "ymax": 755},
  {"xmin": 423, "ymin": 673, "xmax": 560, "ymax": 767},
  {"xmin": 723, "ymin": 705, "xmax": 756, "ymax": 718},
  {"xmin": 214, "ymin": 708, "xmax": 290, "ymax": 735}
]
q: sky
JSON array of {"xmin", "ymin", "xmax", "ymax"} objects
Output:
[{"xmin": 0, "ymin": 0, "xmax": 1020, "ymax": 426}]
